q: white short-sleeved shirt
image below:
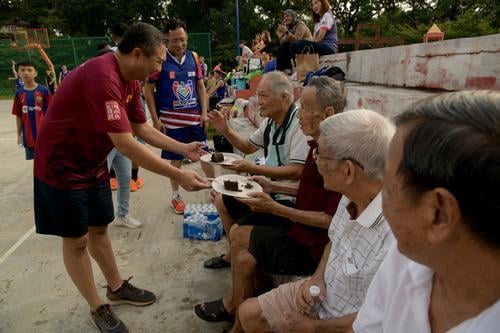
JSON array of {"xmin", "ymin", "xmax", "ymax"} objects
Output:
[
  {"xmin": 248, "ymin": 104, "xmax": 308, "ymax": 167},
  {"xmin": 314, "ymin": 11, "xmax": 338, "ymax": 52},
  {"xmin": 241, "ymin": 45, "xmax": 253, "ymax": 58},
  {"xmin": 318, "ymin": 193, "xmax": 395, "ymax": 319},
  {"xmin": 353, "ymin": 244, "xmax": 500, "ymax": 333},
  {"xmin": 314, "ymin": 11, "xmax": 335, "ymax": 34}
]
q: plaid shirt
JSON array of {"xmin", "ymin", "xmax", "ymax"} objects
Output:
[{"xmin": 318, "ymin": 193, "xmax": 395, "ymax": 319}]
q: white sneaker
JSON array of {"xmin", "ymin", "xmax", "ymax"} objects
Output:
[{"xmin": 115, "ymin": 215, "xmax": 142, "ymax": 229}]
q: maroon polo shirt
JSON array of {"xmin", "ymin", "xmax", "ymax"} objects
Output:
[
  {"xmin": 288, "ymin": 140, "xmax": 342, "ymax": 263},
  {"xmin": 34, "ymin": 52, "xmax": 146, "ymax": 190}
]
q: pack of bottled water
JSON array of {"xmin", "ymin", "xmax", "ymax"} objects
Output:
[{"xmin": 183, "ymin": 204, "xmax": 222, "ymax": 241}]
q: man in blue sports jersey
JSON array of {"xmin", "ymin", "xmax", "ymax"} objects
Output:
[{"xmin": 144, "ymin": 19, "xmax": 215, "ymax": 214}]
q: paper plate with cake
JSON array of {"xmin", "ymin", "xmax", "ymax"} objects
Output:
[
  {"xmin": 200, "ymin": 152, "xmax": 243, "ymax": 166},
  {"xmin": 211, "ymin": 174, "xmax": 263, "ymax": 198}
]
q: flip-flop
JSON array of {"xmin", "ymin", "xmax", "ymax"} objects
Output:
[
  {"xmin": 194, "ymin": 298, "xmax": 235, "ymax": 323},
  {"xmin": 204, "ymin": 254, "xmax": 231, "ymax": 269}
]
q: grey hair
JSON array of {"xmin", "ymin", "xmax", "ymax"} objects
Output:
[
  {"xmin": 307, "ymin": 76, "xmax": 347, "ymax": 113},
  {"xmin": 320, "ymin": 109, "xmax": 395, "ymax": 180},
  {"xmin": 394, "ymin": 90, "xmax": 500, "ymax": 248},
  {"xmin": 263, "ymin": 71, "xmax": 294, "ymax": 104}
]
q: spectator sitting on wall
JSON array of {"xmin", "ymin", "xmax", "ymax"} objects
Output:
[{"xmin": 275, "ymin": 9, "xmax": 313, "ymax": 73}]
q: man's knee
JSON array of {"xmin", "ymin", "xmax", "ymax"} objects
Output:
[
  {"xmin": 229, "ymin": 225, "xmax": 252, "ymax": 249},
  {"xmin": 214, "ymin": 193, "xmax": 226, "ymax": 213},
  {"xmin": 233, "ymin": 249, "xmax": 257, "ymax": 273},
  {"xmin": 63, "ymin": 234, "xmax": 89, "ymax": 253},
  {"xmin": 239, "ymin": 298, "xmax": 264, "ymax": 331},
  {"xmin": 88, "ymin": 225, "xmax": 108, "ymax": 238}
]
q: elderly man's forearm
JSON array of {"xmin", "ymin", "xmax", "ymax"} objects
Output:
[
  {"xmin": 224, "ymin": 128, "xmax": 257, "ymax": 154},
  {"xmin": 273, "ymin": 205, "xmax": 331, "ymax": 229},
  {"xmin": 251, "ymin": 163, "xmax": 303, "ymax": 180}
]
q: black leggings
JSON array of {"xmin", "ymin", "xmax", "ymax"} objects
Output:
[{"xmin": 276, "ymin": 42, "xmax": 293, "ymax": 71}]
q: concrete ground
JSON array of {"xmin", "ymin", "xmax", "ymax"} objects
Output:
[{"xmin": 0, "ymin": 100, "xmax": 232, "ymax": 332}]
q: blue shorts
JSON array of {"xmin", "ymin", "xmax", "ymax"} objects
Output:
[
  {"xmin": 25, "ymin": 147, "xmax": 35, "ymax": 160},
  {"xmin": 161, "ymin": 125, "xmax": 208, "ymax": 160}
]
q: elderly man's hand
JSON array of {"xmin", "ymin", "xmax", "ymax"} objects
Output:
[
  {"xmin": 238, "ymin": 192, "xmax": 276, "ymax": 213},
  {"xmin": 182, "ymin": 141, "xmax": 207, "ymax": 162},
  {"xmin": 207, "ymin": 110, "xmax": 229, "ymax": 134},
  {"xmin": 248, "ymin": 175, "xmax": 273, "ymax": 194},
  {"xmin": 224, "ymin": 159, "xmax": 254, "ymax": 173},
  {"xmin": 296, "ymin": 278, "xmax": 326, "ymax": 315},
  {"xmin": 283, "ymin": 310, "xmax": 319, "ymax": 333}
]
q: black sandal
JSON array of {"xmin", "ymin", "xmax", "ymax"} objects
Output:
[
  {"xmin": 194, "ymin": 298, "xmax": 235, "ymax": 323},
  {"xmin": 204, "ymin": 254, "xmax": 231, "ymax": 269}
]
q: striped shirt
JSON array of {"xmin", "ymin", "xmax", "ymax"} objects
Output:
[
  {"xmin": 248, "ymin": 104, "xmax": 308, "ymax": 167},
  {"xmin": 12, "ymin": 85, "xmax": 51, "ymax": 148},
  {"xmin": 148, "ymin": 49, "xmax": 203, "ymax": 129}
]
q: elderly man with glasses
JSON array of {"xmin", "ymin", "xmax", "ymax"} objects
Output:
[
  {"xmin": 196, "ymin": 77, "xmax": 346, "ymax": 333},
  {"xmin": 351, "ymin": 90, "xmax": 500, "ymax": 333},
  {"xmin": 238, "ymin": 109, "xmax": 396, "ymax": 333}
]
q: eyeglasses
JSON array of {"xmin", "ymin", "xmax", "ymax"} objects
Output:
[{"xmin": 312, "ymin": 147, "xmax": 364, "ymax": 169}]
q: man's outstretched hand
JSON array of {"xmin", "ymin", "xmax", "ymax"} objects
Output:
[
  {"xmin": 182, "ymin": 141, "xmax": 208, "ymax": 162},
  {"xmin": 178, "ymin": 170, "xmax": 211, "ymax": 191}
]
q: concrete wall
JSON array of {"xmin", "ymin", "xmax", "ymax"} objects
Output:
[
  {"xmin": 320, "ymin": 34, "xmax": 500, "ymax": 91},
  {"xmin": 344, "ymin": 83, "xmax": 437, "ymax": 118},
  {"xmin": 294, "ymin": 82, "xmax": 437, "ymax": 118}
]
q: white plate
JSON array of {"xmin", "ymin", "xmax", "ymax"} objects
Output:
[
  {"xmin": 211, "ymin": 174, "xmax": 263, "ymax": 198},
  {"xmin": 200, "ymin": 152, "xmax": 243, "ymax": 166}
]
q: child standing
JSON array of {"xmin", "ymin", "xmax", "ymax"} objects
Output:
[{"xmin": 12, "ymin": 61, "xmax": 51, "ymax": 160}]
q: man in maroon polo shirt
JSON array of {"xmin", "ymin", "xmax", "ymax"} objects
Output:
[
  {"xmin": 34, "ymin": 23, "xmax": 209, "ymax": 333},
  {"xmin": 195, "ymin": 77, "xmax": 347, "ymax": 333}
]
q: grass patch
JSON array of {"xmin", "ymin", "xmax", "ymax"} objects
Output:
[{"xmin": 0, "ymin": 95, "xmax": 14, "ymax": 100}]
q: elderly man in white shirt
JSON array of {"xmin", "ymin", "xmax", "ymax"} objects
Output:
[
  {"xmin": 238, "ymin": 109, "xmax": 396, "ymax": 333},
  {"xmin": 352, "ymin": 90, "xmax": 500, "ymax": 333}
]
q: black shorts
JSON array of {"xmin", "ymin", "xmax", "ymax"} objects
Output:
[
  {"xmin": 223, "ymin": 195, "xmax": 294, "ymax": 229},
  {"xmin": 34, "ymin": 178, "xmax": 115, "ymax": 238},
  {"xmin": 249, "ymin": 226, "xmax": 317, "ymax": 276}
]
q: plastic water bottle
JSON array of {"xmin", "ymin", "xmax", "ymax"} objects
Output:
[{"xmin": 309, "ymin": 285, "xmax": 322, "ymax": 315}]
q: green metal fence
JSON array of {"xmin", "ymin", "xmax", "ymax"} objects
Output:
[{"xmin": 0, "ymin": 33, "xmax": 211, "ymax": 97}]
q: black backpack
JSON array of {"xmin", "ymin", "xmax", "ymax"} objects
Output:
[
  {"xmin": 213, "ymin": 134, "xmax": 234, "ymax": 153},
  {"xmin": 303, "ymin": 65, "xmax": 346, "ymax": 86}
]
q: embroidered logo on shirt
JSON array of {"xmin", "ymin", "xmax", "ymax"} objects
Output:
[
  {"xmin": 169, "ymin": 71, "xmax": 176, "ymax": 79},
  {"xmin": 105, "ymin": 101, "xmax": 121, "ymax": 121},
  {"xmin": 188, "ymin": 71, "xmax": 196, "ymax": 77}
]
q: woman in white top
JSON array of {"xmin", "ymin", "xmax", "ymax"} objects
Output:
[{"xmin": 290, "ymin": 0, "xmax": 338, "ymax": 61}]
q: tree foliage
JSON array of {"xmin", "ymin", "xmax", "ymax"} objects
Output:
[{"xmin": 1, "ymin": 0, "xmax": 498, "ymax": 64}]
